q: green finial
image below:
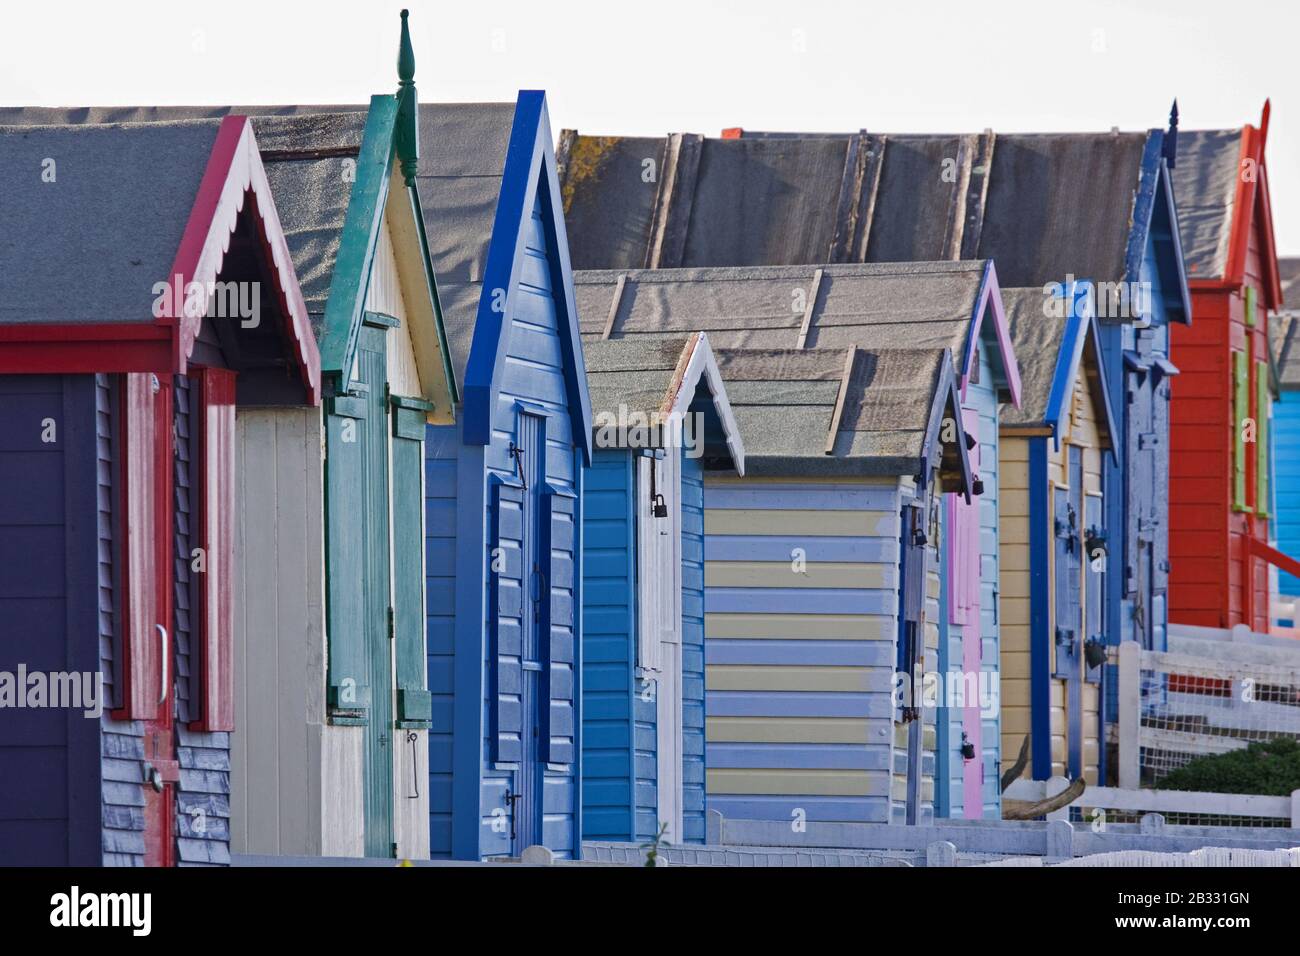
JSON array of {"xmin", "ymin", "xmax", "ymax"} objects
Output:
[
  {"xmin": 398, "ymin": 9, "xmax": 415, "ymax": 85},
  {"xmin": 396, "ymin": 9, "xmax": 419, "ymax": 185}
]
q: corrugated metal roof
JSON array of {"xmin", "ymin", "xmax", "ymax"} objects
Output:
[
  {"xmin": 0, "ymin": 119, "xmax": 222, "ymax": 326},
  {"xmin": 1170, "ymin": 128, "xmax": 1242, "ymax": 282}
]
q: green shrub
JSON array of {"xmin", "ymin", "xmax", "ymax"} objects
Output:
[{"xmin": 1154, "ymin": 738, "xmax": 1300, "ymax": 796}]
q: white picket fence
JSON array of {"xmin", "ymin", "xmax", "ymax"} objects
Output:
[{"xmin": 1116, "ymin": 624, "xmax": 1300, "ymax": 788}]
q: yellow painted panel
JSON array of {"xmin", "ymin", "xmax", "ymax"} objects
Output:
[
  {"xmin": 1001, "ymin": 516, "xmax": 1030, "ymax": 544},
  {"xmin": 706, "ymin": 613, "xmax": 890, "ymax": 640},
  {"xmin": 707, "ymin": 769, "xmax": 889, "ymax": 797},
  {"xmin": 706, "ymin": 717, "xmax": 869, "ymax": 744},
  {"xmin": 1000, "ymin": 489, "xmax": 1031, "ymax": 518},
  {"xmin": 1000, "ymin": 439, "xmax": 1031, "ymax": 464},
  {"xmin": 1001, "ymin": 598, "xmax": 1031, "ymax": 627},
  {"xmin": 1001, "ymin": 653, "xmax": 1031, "ymax": 680},
  {"xmin": 1001, "ymin": 570, "xmax": 1031, "ymax": 600},
  {"xmin": 705, "ymin": 508, "xmax": 894, "ymax": 536},
  {"xmin": 705, "ymin": 561, "xmax": 890, "ymax": 589},
  {"xmin": 706, "ymin": 665, "xmax": 870, "ymax": 692}
]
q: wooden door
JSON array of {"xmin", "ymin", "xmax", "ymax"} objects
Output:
[
  {"xmin": 124, "ymin": 373, "xmax": 177, "ymax": 866},
  {"xmin": 358, "ymin": 326, "xmax": 394, "ymax": 858},
  {"xmin": 514, "ymin": 411, "xmax": 545, "ymax": 853}
]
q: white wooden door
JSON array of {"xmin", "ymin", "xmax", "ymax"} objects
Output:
[{"xmin": 638, "ymin": 450, "xmax": 684, "ymax": 842}]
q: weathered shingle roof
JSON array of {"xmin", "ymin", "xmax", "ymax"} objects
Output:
[
  {"xmin": 574, "ymin": 266, "xmax": 967, "ymax": 477},
  {"xmin": 0, "ymin": 103, "xmax": 514, "ymax": 380},
  {"xmin": 1279, "ymin": 257, "xmax": 1300, "ymax": 312},
  {"xmin": 713, "ymin": 346, "xmax": 953, "ymax": 476},
  {"xmin": 0, "ymin": 120, "xmax": 222, "ymax": 325},
  {"xmin": 560, "ymin": 128, "xmax": 1150, "ymax": 289},
  {"xmin": 585, "ymin": 335, "xmax": 696, "ymax": 423},
  {"xmin": 999, "ymin": 287, "xmax": 1070, "ymax": 427},
  {"xmin": 1274, "ymin": 311, "xmax": 1300, "ymax": 390},
  {"xmin": 574, "ymin": 261, "xmax": 987, "ymax": 355},
  {"xmin": 1170, "ymin": 128, "xmax": 1243, "ymax": 282}
]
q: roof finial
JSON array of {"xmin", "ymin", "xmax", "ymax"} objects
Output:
[
  {"xmin": 1164, "ymin": 98, "xmax": 1179, "ymax": 169},
  {"xmin": 1260, "ymin": 98, "xmax": 1271, "ymax": 147},
  {"xmin": 396, "ymin": 9, "xmax": 419, "ymax": 185}
]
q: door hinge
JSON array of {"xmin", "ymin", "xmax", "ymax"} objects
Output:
[{"xmin": 387, "ymin": 607, "xmax": 395, "ymax": 640}]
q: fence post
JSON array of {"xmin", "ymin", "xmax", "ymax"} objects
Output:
[
  {"xmin": 1118, "ymin": 640, "xmax": 1141, "ymax": 789},
  {"xmin": 1046, "ymin": 776, "xmax": 1071, "ymax": 822}
]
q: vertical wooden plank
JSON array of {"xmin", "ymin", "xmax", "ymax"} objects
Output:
[{"xmin": 196, "ymin": 368, "xmax": 236, "ymax": 731}]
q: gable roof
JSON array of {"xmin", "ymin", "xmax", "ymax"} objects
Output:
[
  {"xmin": 710, "ymin": 346, "xmax": 971, "ymax": 492},
  {"xmin": 558, "ymin": 125, "xmax": 1191, "ymax": 325},
  {"xmin": 0, "ymin": 116, "xmax": 319, "ymax": 397},
  {"xmin": 584, "ymin": 332, "xmax": 744, "ymax": 473},
  {"xmin": 1000, "ymin": 284, "xmax": 1118, "ymax": 460},
  {"xmin": 1172, "ymin": 110, "xmax": 1283, "ymax": 308},
  {"xmin": 0, "ymin": 43, "xmax": 461, "ymax": 416},
  {"xmin": 573, "ymin": 260, "xmax": 1021, "ymax": 405},
  {"xmin": 437, "ymin": 92, "xmax": 592, "ymax": 459}
]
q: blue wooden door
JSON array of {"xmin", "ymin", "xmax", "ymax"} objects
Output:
[
  {"xmin": 1126, "ymin": 349, "xmax": 1157, "ymax": 649},
  {"xmin": 514, "ymin": 411, "xmax": 545, "ymax": 853},
  {"xmin": 1053, "ymin": 470, "xmax": 1082, "ymax": 779}
]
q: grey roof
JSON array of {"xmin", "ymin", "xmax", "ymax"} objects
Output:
[
  {"xmin": 574, "ymin": 261, "xmax": 987, "ymax": 355},
  {"xmin": 712, "ymin": 346, "xmax": 951, "ymax": 477},
  {"xmin": 998, "ymin": 287, "xmax": 1070, "ymax": 427},
  {"xmin": 1170, "ymin": 129, "xmax": 1243, "ymax": 282},
  {"xmin": 560, "ymin": 129, "xmax": 1149, "ymax": 288},
  {"xmin": 1279, "ymin": 257, "xmax": 1300, "ymax": 312},
  {"xmin": 573, "ymin": 266, "xmax": 961, "ymax": 475},
  {"xmin": 1274, "ymin": 312, "xmax": 1300, "ymax": 390},
  {"xmin": 0, "ymin": 120, "xmax": 221, "ymax": 325},
  {"xmin": 584, "ymin": 335, "xmax": 695, "ymax": 424},
  {"xmin": 0, "ymin": 103, "xmax": 516, "ymax": 379}
]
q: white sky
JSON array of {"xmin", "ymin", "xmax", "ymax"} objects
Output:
[{"xmin": 2, "ymin": 0, "xmax": 1296, "ymax": 253}]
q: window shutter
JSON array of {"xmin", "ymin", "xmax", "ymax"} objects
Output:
[
  {"xmin": 1244, "ymin": 285, "xmax": 1257, "ymax": 328},
  {"xmin": 325, "ymin": 397, "xmax": 371, "ymax": 721},
  {"xmin": 115, "ymin": 372, "xmax": 168, "ymax": 720},
  {"xmin": 1233, "ymin": 350, "xmax": 1248, "ymax": 512},
  {"xmin": 489, "ymin": 479, "xmax": 525, "ymax": 763},
  {"xmin": 1256, "ymin": 360, "xmax": 1270, "ymax": 517},
  {"xmin": 948, "ymin": 406, "xmax": 981, "ymax": 625},
  {"xmin": 1052, "ymin": 487, "xmax": 1080, "ymax": 679},
  {"xmin": 392, "ymin": 402, "xmax": 431, "ymax": 727},
  {"xmin": 1084, "ymin": 493, "xmax": 1104, "ymax": 683},
  {"xmin": 193, "ymin": 368, "xmax": 236, "ymax": 731},
  {"xmin": 539, "ymin": 488, "xmax": 577, "ymax": 765}
]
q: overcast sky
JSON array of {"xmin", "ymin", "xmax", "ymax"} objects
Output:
[{"xmin": 2, "ymin": 0, "xmax": 1295, "ymax": 253}]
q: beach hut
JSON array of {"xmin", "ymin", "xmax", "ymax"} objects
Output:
[
  {"xmin": 558, "ymin": 118, "xmax": 1189, "ymax": 788},
  {"xmin": 572, "ymin": 262, "xmax": 1016, "ymax": 819},
  {"xmin": 580, "ymin": 332, "xmax": 745, "ymax": 844},
  {"xmin": 0, "ymin": 13, "xmax": 459, "ymax": 862},
  {"xmin": 1269, "ymin": 260, "xmax": 1300, "ymax": 620},
  {"xmin": 572, "ymin": 266, "xmax": 975, "ymax": 825},
  {"xmin": 417, "ymin": 93, "xmax": 593, "ymax": 859},
  {"xmin": 1170, "ymin": 108, "xmax": 1293, "ymax": 631},
  {"xmin": 999, "ymin": 284, "xmax": 1118, "ymax": 783},
  {"xmin": 0, "ymin": 117, "xmax": 318, "ymax": 865}
]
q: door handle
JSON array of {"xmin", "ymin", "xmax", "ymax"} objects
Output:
[{"xmin": 156, "ymin": 624, "xmax": 168, "ymax": 706}]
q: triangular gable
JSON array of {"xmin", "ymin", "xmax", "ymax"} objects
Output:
[
  {"xmin": 463, "ymin": 91, "xmax": 593, "ymax": 461},
  {"xmin": 318, "ymin": 92, "xmax": 458, "ymax": 419},
  {"xmin": 1220, "ymin": 108, "xmax": 1284, "ymax": 309},
  {"xmin": 1124, "ymin": 130, "xmax": 1192, "ymax": 325},
  {"xmin": 1045, "ymin": 284, "xmax": 1118, "ymax": 462},
  {"xmin": 968, "ymin": 259, "xmax": 1023, "ymax": 407},
  {"xmin": 668, "ymin": 333, "xmax": 745, "ymax": 475},
  {"xmin": 922, "ymin": 353, "xmax": 974, "ymax": 502},
  {"xmin": 0, "ymin": 115, "xmax": 320, "ymax": 401}
]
